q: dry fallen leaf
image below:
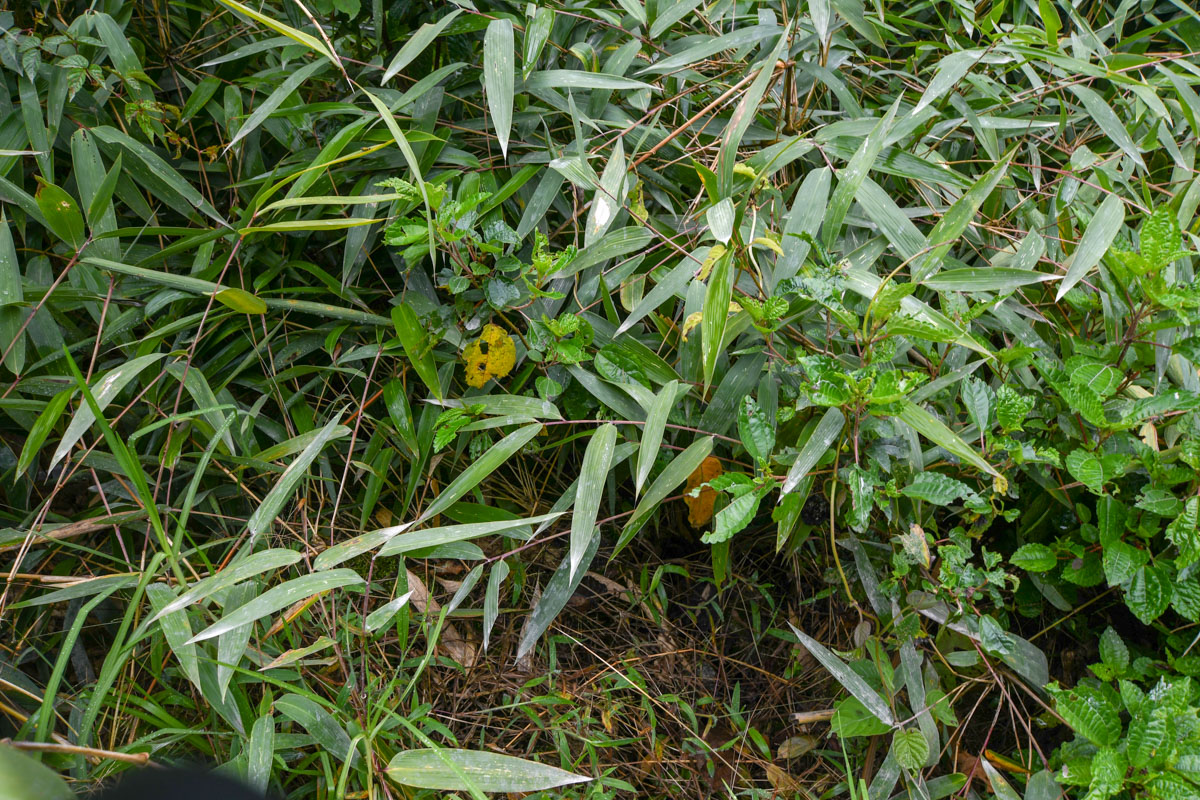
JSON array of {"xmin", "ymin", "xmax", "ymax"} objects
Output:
[
  {"xmin": 777, "ymin": 734, "xmax": 818, "ymax": 760},
  {"xmin": 765, "ymin": 764, "xmax": 803, "ymax": 794},
  {"xmin": 407, "ymin": 569, "xmax": 477, "ymax": 667},
  {"xmin": 684, "ymin": 456, "xmax": 723, "ymax": 527}
]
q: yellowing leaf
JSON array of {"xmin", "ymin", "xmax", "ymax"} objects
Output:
[
  {"xmin": 752, "ymin": 235, "xmax": 784, "ymax": 255},
  {"xmin": 733, "ymin": 163, "xmax": 758, "ymax": 179},
  {"xmin": 696, "ymin": 244, "xmax": 726, "ymax": 281},
  {"xmin": 214, "ymin": 287, "xmax": 267, "ymax": 314},
  {"xmin": 684, "ymin": 456, "xmax": 723, "ymax": 527},
  {"xmin": 463, "ymin": 323, "xmax": 516, "ymax": 388},
  {"xmin": 681, "ymin": 311, "xmax": 703, "ymax": 341}
]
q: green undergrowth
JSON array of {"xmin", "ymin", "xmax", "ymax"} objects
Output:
[{"xmin": 3, "ymin": 0, "xmax": 1200, "ymax": 798}]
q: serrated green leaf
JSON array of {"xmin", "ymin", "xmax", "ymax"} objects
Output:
[
  {"xmin": 1011, "ymin": 543, "xmax": 1057, "ymax": 572},
  {"xmin": 1127, "ymin": 565, "xmax": 1170, "ymax": 625},
  {"xmin": 737, "ymin": 396, "xmax": 774, "ymax": 465},
  {"xmin": 901, "ymin": 472, "xmax": 973, "ymax": 505},
  {"xmin": 891, "ymin": 729, "xmax": 929, "ymax": 772}
]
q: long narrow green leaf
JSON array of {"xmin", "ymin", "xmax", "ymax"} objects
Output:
[
  {"xmin": 0, "ymin": 212, "xmax": 23, "ymax": 375},
  {"xmin": 247, "ymin": 421, "xmax": 350, "ymax": 538},
  {"xmin": 717, "ymin": 28, "xmax": 789, "ymax": 196},
  {"xmin": 788, "ymin": 623, "xmax": 895, "ymax": 726},
  {"xmin": 50, "ymin": 353, "xmax": 164, "ymax": 469},
  {"xmin": 1056, "ymin": 193, "xmax": 1125, "ymax": 300},
  {"xmin": 822, "ymin": 99, "xmax": 900, "ymax": 249},
  {"xmin": 422, "ymin": 423, "xmax": 543, "ymax": 521},
  {"xmin": 614, "ymin": 437, "xmax": 713, "ymax": 558},
  {"xmin": 781, "ymin": 407, "xmax": 845, "ymax": 495},
  {"xmin": 226, "ymin": 60, "xmax": 327, "ymax": 152},
  {"xmin": 362, "ymin": 88, "xmax": 436, "ymax": 263},
  {"xmin": 912, "ymin": 151, "xmax": 1013, "ymax": 281},
  {"xmin": 570, "ymin": 423, "xmax": 617, "ymax": 579},
  {"xmin": 382, "ymin": 10, "xmax": 463, "ymax": 83},
  {"xmin": 482, "ymin": 559, "xmax": 509, "ymax": 652},
  {"xmin": 148, "ymin": 549, "xmax": 304, "ymax": 622},
  {"xmin": 187, "ymin": 570, "xmax": 364, "ymax": 643},
  {"xmin": 636, "ymin": 381, "xmax": 677, "ymax": 497},
  {"xmin": 897, "ymin": 400, "xmax": 998, "ymax": 477},
  {"xmin": 387, "ymin": 749, "xmax": 589, "ymax": 793},
  {"xmin": 701, "ymin": 247, "xmax": 734, "ymax": 390},
  {"xmin": 484, "ymin": 19, "xmax": 514, "ymax": 158},
  {"xmin": 374, "ymin": 513, "xmax": 561, "ymax": 560},
  {"xmin": 214, "ymin": 0, "xmax": 335, "ymax": 63}
]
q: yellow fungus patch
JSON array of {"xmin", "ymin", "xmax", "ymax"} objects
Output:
[{"xmin": 463, "ymin": 323, "xmax": 516, "ymax": 388}]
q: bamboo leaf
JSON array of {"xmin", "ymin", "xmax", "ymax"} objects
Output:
[
  {"xmin": 615, "ymin": 437, "xmax": 714, "ymax": 558},
  {"xmin": 822, "ymin": 99, "xmax": 900, "ymax": 249},
  {"xmin": 214, "ymin": 0, "xmax": 335, "ymax": 64},
  {"xmin": 482, "ymin": 559, "xmax": 509, "ymax": 652},
  {"xmin": 383, "ymin": 11, "xmax": 463, "ymax": 83},
  {"xmin": 897, "ymin": 400, "xmax": 998, "ymax": 477},
  {"xmin": 789, "ymin": 623, "xmax": 895, "ymax": 726},
  {"xmin": 0, "ymin": 212, "xmax": 23, "ymax": 375},
  {"xmin": 49, "ymin": 353, "xmax": 165, "ymax": 470},
  {"xmin": 781, "ymin": 407, "xmax": 845, "ymax": 495},
  {"xmin": 1056, "ymin": 193, "xmax": 1125, "ymax": 300},
  {"xmin": 225, "ymin": 60, "xmax": 327, "ymax": 153},
  {"xmin": 187, "ymin": 570, "xmax": 364, "ymax": 643},
  {"xmin": 484, "ymin": 19, "xmax": 515, "ymax": 158},
  {"xmin": 387, "ymin": 749, "xmax": 589, "ymax": 793},
  {"xmin": 636, "ymin": 381, "xmax": 677, "ymax": 496},
  {"xmin": 247, "ymin": 420, "xmax": 350, "ymax": 538},
  {"xmin": 701, "ymin": 246, "xmax": 734, "ymax": 390},
  {"xmin": 571, "ymin": 423, "xmax": 617, "ymax": 579}
]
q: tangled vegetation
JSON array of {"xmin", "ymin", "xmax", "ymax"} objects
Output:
[{"xmin": 3, "ymin": 0, "xmax": 1200, "ymax": 798}]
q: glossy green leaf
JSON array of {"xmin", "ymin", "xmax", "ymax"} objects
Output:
[
  {"xmin": 34, "ymin": 180, "xmax": 85, "ymax": 250},
  {"xmin": 781, "ymin": 407, "xmax": 845, "ymax": 495},
  {"xmin": 896, "ymin": 400, "xmax": 998, "ymax": 477},
  {"xmin": 391, "ymin": 302, "xmax": 442, "ymax": 399},
  {"xmin": 636, "ymin": 381, "xmax": 676, "ymax": 497},
  {"xmin": 789, "ymin": 624, "xmax": 895, "ymax": 726},
  {"xmin": 382, "ymin": 11, "xmax": 463, "ymax": 83},
  {"xmin": 0, "ymin": 212, "xmax": 23, "ymax": 375}
]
